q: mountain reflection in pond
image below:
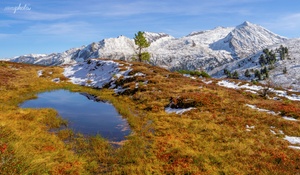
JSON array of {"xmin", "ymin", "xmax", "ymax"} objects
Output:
[{"xmin": 20, "ymin": 90, "xmax": 130, "ymax": 142}]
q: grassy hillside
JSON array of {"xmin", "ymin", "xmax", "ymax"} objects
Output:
[{"xmin": 1, "ymin": 60, "xmax": 300, "ymax": 174}]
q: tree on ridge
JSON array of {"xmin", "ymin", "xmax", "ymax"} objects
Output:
[{"xmin": 133, "ymin": 31, "xmax": 150, "ymax": 62}]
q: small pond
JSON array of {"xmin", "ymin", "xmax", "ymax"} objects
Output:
[{"xmin": 20, "ymin": 90, "xmax": 130, "ymax": 142}]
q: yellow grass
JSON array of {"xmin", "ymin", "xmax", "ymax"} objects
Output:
[
  {"xmin": 1, "ymin": 60, "xmax": 300, "ymax": 174},
  {"xmin": 0, "ymin": 62, "xmax": 87, "ymax": 174}
]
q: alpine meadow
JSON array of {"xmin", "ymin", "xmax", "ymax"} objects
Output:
[{"xmin": 1, "ymin": 1, "xmax": 300, "ymax": 174}]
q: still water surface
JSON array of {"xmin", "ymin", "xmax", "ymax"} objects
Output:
[{"xmin": 20, "ymin": 90, "xmax": 130, "ymax": 142}]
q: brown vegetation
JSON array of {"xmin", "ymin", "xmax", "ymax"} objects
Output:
[{"xmin": 1, "ymin": 60, "xmax": 300, "ymax": 174}]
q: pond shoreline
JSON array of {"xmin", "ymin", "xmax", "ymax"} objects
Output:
[{"xmin": 20, "ymin": 89, "xmax": 131, "ymax": 142}]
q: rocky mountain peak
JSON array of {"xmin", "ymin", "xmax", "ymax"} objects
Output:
[
  {"xmin": 238, "ymin": 21, "xmax": 252, "ymax": 27},
  {"xmin": 210, "ymin": 21, "xmax": 287, "ymax": 58}
]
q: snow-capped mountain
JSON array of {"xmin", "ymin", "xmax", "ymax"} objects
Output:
[
  {"xmin": 210, "ymin": 38, "xmax": 300, "ymax": 90},
  {"xmin": 210, "ymin": 21, "xmax": 286, "ymax": 58},
  {"xmin": 10, "ymin": 21, "xmax": 287, "ymax": 72}
]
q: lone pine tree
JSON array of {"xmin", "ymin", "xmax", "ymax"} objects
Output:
[{"xmin": 134, "ymin": 31, "xmax": 150, "ymax": 62}]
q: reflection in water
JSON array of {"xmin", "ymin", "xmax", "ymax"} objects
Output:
[{"xmin": 20, "ymin": 90, "xmax": 130, "ymax": 142}]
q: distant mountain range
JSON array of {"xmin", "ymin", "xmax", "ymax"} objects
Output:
[{"xmin": 8, "ymin": 21, "xmax": 300, "ymax": 89}]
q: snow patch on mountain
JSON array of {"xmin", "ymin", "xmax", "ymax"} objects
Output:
[
  {"xmin": 9, "ymin": 21, "xmax": 286, "ymax": 73},
  {"xmin": 211, "ymin": 38, "xmax": 300, "ymax": 90},
  {"xmin": 96, "ymin": 36, "xmax": 136, "ymax": 60},
  {"xmin": 210, "ymin": 21, "xmax": 287, "ymax": 59},
  {"xmin": 187, "ymin": 27, "xmax": 234, "ymax": 45},
  {"xmin": 144, "ymin": 32, "xmax": 174, "ymax": 44}
]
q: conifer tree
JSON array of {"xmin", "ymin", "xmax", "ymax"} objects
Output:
[
  {"xmin": 283, "ymin": 67, "xmax": 287, "ymax": 74},
  {"xmin": 232, "ymin": 71, "xmax": 239, "ymax": 79},
  {"xmin": 245, "ymin": 69, "xmax": 251, "ymax": 77},
  {"xmin": 254, "ymin": 70, "xmax": 262, "ymax": 80},
  {"xmin": 134, "ymin": 31, "xmax": 150, "ymax": 62},
  {"xmin": 265, "ymin": 71, "xmax": 269, "ymax": 78}
]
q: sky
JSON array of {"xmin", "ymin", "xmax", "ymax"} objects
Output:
[{"xmin": 1, "ymin": 0, "xmax": 300, "ymax": 58}]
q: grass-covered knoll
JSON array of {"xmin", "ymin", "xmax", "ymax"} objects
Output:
[{"xmin": 1, "ymin": 60, "xmax": 300, "ymax": 174}]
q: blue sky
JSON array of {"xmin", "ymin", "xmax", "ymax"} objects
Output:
[{"xmin": 1, "ymin": 0, "xmax": 300, "ymax": 58}]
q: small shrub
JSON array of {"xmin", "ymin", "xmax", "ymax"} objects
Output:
[
  {"xmin": 0, "ymin": 61, "xmax": 8, "ymax": 67},
  {"xmin": 177, "ymin": 70, "xmax": 211, "ymax": 78}
]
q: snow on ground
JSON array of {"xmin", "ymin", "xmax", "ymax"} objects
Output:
[
  {"xmin": 274, "ymin": 90, "xmax": 300, "ymax": 101},
  {"xmin": 114, "ymin": 87, "xmax": 128, "ymax": 94},
  {"xmin": 217, "ymin": 80, "xmax": 300, "ymax": 101},
  {"xmin": 245, "ymin": 104, "xmax": 279, "ymax": 115},
  {"xmin": 282, "ymin": 116, "xmax": 298, "ymax": 121},
  {"xmin": 240, "ymin": 83, "xmax": 263, "ymax": 91},
  {"xmin": 202, "ymin": 79, "xmax": 213, "ymax": 84},
  {"xmin": 37, "ymin": 70, "xmax": 43, "ymax": 77},
  {"xmin": 284, "ymin": 136, "xmax": 300, "ymax": 145},
  {"xmin": 246, "ymin": 125, "xmax": 255, "ymax": 132},
  {"xmin": 165, "ymin": 107, "xmax": 196, "ymax": 115},
  {"xmin": 269, "ymin": 127, "xmax": 284, "ymax": 135},
  {"xmin": 270, "ymin": 129, "xmax": 277, "ymax": 135},
  {"xmin": 64, "ymin": 59, "xmax": 131, "ymax": 88},
  {"xmin": 217, "ymin": 80, "xmax": 241, "ymax": 89},
  {"xmin": 63, "ymin": 59, "xmax": 146, "ymax": 94},
  {"xmin": 281, "ymin": 131, "xmax": 300, "ymax": 151},
  {"xmin": 245, "ymin": 104, "xmax": 298, "ymax": 121},
  {"xmin": 288, "ymin": 145, "xmax": 300, "ymax": 150},
  {"xmin": 268, "ymin": 127, "xmax": 300, "ymax": 150},
  {"xmin": 217, "ymin": 80, "xmax": 263, "ymax": 91},
  {"xmin": 183, "ymin": 74, "xmax": 196, "ymax": 80},
  {"xmin": 244, "ymin": 90, "xmax": 258, "ymax": 94},
  {"xmin": 246, "ymin": 125, "xmax": 255, "ymax": 129},
  {"xmin": 133, "ymin": 72, "xmax": 146, "ymax": 77}
]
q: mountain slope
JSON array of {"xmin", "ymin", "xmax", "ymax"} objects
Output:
[
  {"xmin": 210, "ymin": 38, "xmax": 300, "ymax": 90},
  {"xmin": 211, "ymin": 21, "xmax": 287, "ymax": 58},
  {"xmin": 9, "ymin": 21, "xmax": 286, "ymax": 72}
]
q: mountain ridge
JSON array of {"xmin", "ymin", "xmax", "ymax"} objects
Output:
[{"xmin": 9, "ymin": 21, "xmax": 288, "ymax": 72}]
